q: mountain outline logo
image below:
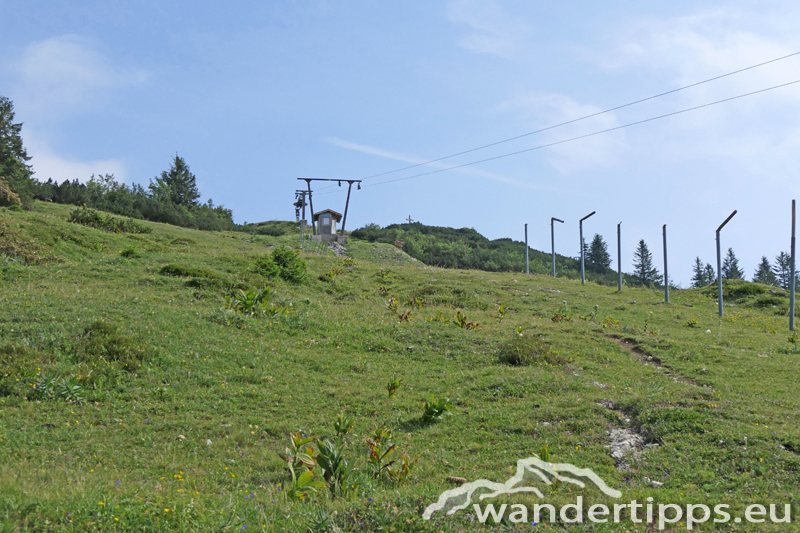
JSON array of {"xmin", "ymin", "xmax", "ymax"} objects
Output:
[{"xmin": 422, "ymin": 456, "xmax": 622, "ymax": 520}]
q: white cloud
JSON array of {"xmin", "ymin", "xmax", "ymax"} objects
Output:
[
  {"xmin": 501, "ymin": 93, "xmax": 630, "ymax": 174},
  {"xmin": 25, "ymin": 131, "xmax": 127, "ymax": 184},
  {"xmin": 5, "ymin": 35, "xmax": 145, "ymax": 185},
  {"xmin": 12, "ymin": 34, "xmax": 149, "ymax": 119},
  {"xmin": 445, "ymin": 0, "xmax": 529, "ymax": 58},
  {"xmin": 324, "ymin": 136, "xmax": 565, "ymax": 192},
  {"xmin": 597, "ymin": 8, "xmax": 800, "ymax": 181}
]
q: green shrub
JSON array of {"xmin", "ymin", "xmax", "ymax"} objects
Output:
[
  {"xmin": 496, "ymin": 333, "xmax": 566, "ymax": 366},
  {"xmin": 68, "ymin": 207, "xmax": 151, "ymax": 234},
  {"xmin": 78, "ymin": 321, "xmax": 155, "ymax": 372},
  {"xmin": 272, "ymin": 246, "xmax": 307, "ymax": 284},
  {"xmin": 119, "ymin": 245, "xmax": 139, "ymax": 258},
  {"xmin": 253, "ymin": 254, "xmax": 280, "ymax": 279},
  {"xmin": 753, "ymin": 296, "xmax": 785, "ymax": 308},
  {"xmin": 159, "ymin": 263, "xmax": 218, "ymax": 279}
]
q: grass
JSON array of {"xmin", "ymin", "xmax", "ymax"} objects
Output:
[{"xmin": 1, "ymin": 201, "xmax": 800, "ymax": 531}]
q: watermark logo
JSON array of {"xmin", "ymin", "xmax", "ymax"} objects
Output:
[
  {"xmin": 423, "ymin": 456, "xmax": 791, "ymax": 529},
  {"xmin": 422, "ymin": 455, "xmax": 621, "ymax": 520}
]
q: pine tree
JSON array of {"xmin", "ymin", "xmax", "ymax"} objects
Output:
[
  {"xmin": 721, "ymin": 248, "xmax": 744, "ymax": 280},
  {"xmin": 703, "ymin": 263, "xmax": 716, "ymax": 286},
  {"xmin": 587, "ymin": 233, "xmax": 611, "ymax": 273},
  {"xmin": 690, "ymin": 257, "xmax": 708, "ymax": 288},
  {"xmin": 752, "ymin": 256, "xmax": 777, "ymax": 286},
  {"xmin": 0, "ymin": 95, "xmax": 34, "ymax": 203},
  {"xmin": 149, "ymin": 155, "xmax": 200, "ymax": 206},
  {"xmin": 773, "ymin": 252, "xmax": 792, "ymax": 289},
  {"xmin": 632, "ymin": 239, "xmax": 659, "ymax": 284}
]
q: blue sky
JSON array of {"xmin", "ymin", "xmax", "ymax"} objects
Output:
[{"xmin": 2, "ymin": 0, "xmax": 800, "ymax": 285}]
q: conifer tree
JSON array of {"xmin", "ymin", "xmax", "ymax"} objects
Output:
[
  {"xmin": 690, "ymin": 257, "xmax": 708, "ymax": 288},
  {"xmin": 703, "ymin": 263, "xmax": 716, "ymax": 286},
  {"xmin": 772, "ymin": 252, "xmax": 792, "ymax": 289},
  {"xmin": 721, "ymin": 248, "xmax": 744, "ymax": 280},
  {"xmin": 752, "ymin": 256, "xmax": 777, "ymax": 286},
  {"xmin": 632, "ymin": 239, "xmax": 659, "ymax": 283},
  {"xmin": 149, "ymin": 155, "xmax": 200, "ymax": 206},
  {"xmin": 0, "ymin": 95, "xmax": 34, "ymax": 205},
  {"xmin": 587, "ymin": 233, "xmax": 611, "ymax": 273}
]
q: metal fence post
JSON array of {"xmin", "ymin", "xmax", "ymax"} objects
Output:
[
  {"xmin": 579, "ymin": 211, "xmax": 596, "ymax": 285},
  {"xmin": 663, "ymin": 224, "xmax": 669, "ymax": 304},
  {"xmin": 716, "ymin": 210, "xmax": 738, "ymax": 317},
  {"xmin": 617, "ymin": 222, "xmax": 622, "ymax": 291},
  {"xmin": 791, "ymin": 199, "xmax": 796, "ymax": 331},
  {"xmin": 551, "ymin": 217, "xmax": 563, "ymax": 278},
  {"xmin": 525, "ymin": 223, "xmax": 529, "ymax": 275}
]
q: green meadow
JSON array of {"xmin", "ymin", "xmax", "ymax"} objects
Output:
[{"xmin": 2, "ymin": 201, "xmax": 800, "ymax": 532}]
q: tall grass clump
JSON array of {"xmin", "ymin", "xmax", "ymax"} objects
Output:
[
  {"xmin": 77, "ymin": 321, "xmax": 155, "ymax": 372},
  {"xmin": 496, "ymin": 333, "xmax": 566, "ymax": 366}
]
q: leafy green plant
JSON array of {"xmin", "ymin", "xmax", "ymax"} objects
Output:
[
  {"xmin": 316, "ymin": 438, "xmax": 352, "ymax": 496},
  {"xmin": 224, "ymin": 287, "xmax": 272, "ymax": 317},
  {"xmin": 496, "ymin": 303, "xmax": 506, "ymax": 320},
  {"xmin": 387, "ymin": 378, "xmax": 402, "ymax": 398},
  {"xmin": 536, "ymin": 444, "xmax": 551, "ymax": 462},
  {"xmin": 426, "ymin": 312, "xmax": 450, "ymax": 324},
  {"xmin": 788, "ymin": 332, "xmax": 799, "ymax": 353},
  {"xmin": 285, "ymin": 467, "xmax": 326, "ymax": 503},
  {"xmin": 405, "ymin": 296, "xmax": 424, "ymax": 309},
  {"xmin": 318, "ymin": 267, "xmax": 345, "ymax": 282},
  {"xmin": 687, "ymin": 318, "xmax": 699, "ymax": 328},
  {"xmin": 386, "ymin": 298, "xmax": 398, "ymax": 312},
  {"xmin": 422, "ymin": 396, "xmax": 451, "ymax": 421},
  {"xmin": 333, "ymin": 412, "xmax": 354, "ymax": 442},
  {"xmin": 31, "ymin": 373, "xmax": 86, "ymax": 404},
  {"xmin": 279, "ymin": 432, "xmax": 318, "ymax": 472},
  {"xmin": 551, "ymin": 300, "xmax": 572, "ymax": 322},
  {"xmin": 453, "ymin": 311, "xmax": 479, "ymax": 330},
  {"xmin": 365, "ymin": 425, "xmax": 398, "ymax": 479},
  {"xmin": 602, "ymin": 316, "xmax": 620, "ymax": 329}
]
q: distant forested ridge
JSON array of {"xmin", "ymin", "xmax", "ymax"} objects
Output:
[{"xmin": 351, "ymin": 222, "xmax": 636, "ymax": 286}]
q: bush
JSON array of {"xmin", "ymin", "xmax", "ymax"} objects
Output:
[
  {"xmin": 496, "ymin": 334, "xmax": 566, "ymax": 366},
  {"xmin": 159, "ymin": 263, "xmax": 218, "ymax": 279},
  {"xmin": 272, "ymin": 246, "xmax": 307, "ymax": 284},
  {"xmin": 68, "ymin": 207, "xmax": 151, "ymax": 234},
  {"xmin": 120, "ymin": 246, "xmax": 139, "ymax": 258},
  {"xmin": 253, "ymin": 254, "xmax": 280, "ymax": 279},
  {"xmin": 0, "ymin": 177, "xmax": 22, "ymax": 208}
]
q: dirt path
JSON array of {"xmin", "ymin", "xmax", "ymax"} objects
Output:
[{"xmin": 602, "ymin": 334, "xmax": 706, "ymax": 388}]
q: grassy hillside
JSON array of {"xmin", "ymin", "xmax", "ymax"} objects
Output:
[
  {"xmin": 2, "ymin": 202, "xmax": 800, "ymax": 532},
  {"xmin": 351, "ymin": 222, "xmax": 631, "ymax": 286}
]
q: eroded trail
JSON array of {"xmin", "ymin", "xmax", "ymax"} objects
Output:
[{"xmin": 602, "ymin": 334, "xmax": 706, "ymax": 388}]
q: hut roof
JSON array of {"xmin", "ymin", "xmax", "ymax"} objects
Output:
[{"xmin": 313, "ymin": 209, "xmax": 342, "ymax": 222}]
